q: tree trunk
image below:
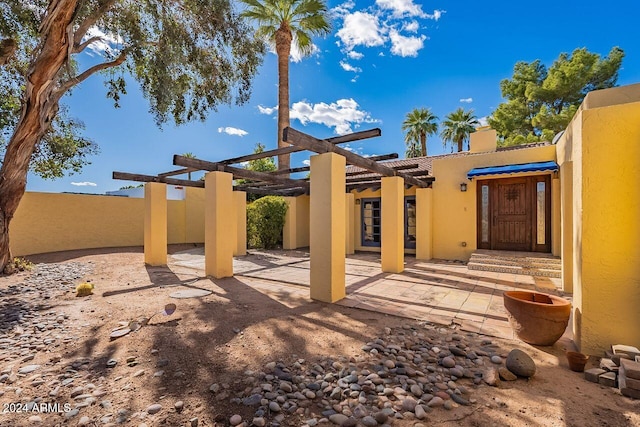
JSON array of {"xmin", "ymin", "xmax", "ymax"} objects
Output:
[
  {"xmin": 0, "ymin": 0, "xmax": 77, "ymax": 273},
  {"xmin": 457, "ymin": 137, "xmax": 463, "ymax": 153},
  {"xmin": 275, "ymin": 24, "xmax": 292, "ymax": 176},
  {"xmin": 420, "ymin": 133, "xmax": 427, "ymax": 157}
]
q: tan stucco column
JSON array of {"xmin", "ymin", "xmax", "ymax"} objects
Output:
[
  {"xmin": 233, "ymin": 191, "xmax": 247, "ymax": 256},
  {"xmin": 415, "ymin": 187, "xmax": 433, "ymax": 260},
  {"xmin": 381, "ymin": 176, "xmax": 404, "ymax": 273},
  {"xmin": 144, "ymin": 182, "xmax": 167, "ymax": 266},
  {"xmin": 345, "ymin": 193, "xmax": 355, "ymax": 255},
  {"xmin": 551, "ymin": 177, "xmax": 561, "ymax": 257},
  {"xmin": 204, "ymin": 171, "xmax": 234, "ymax": 278},
  {"xmin": 283, "ymin": 196, "xmax": 297, "ymax": 250},
  {"xmin": 560, "ymin": 162, "xmax": 574, "ymax": 293},
  {"xmin": 310, "ymin": 152, "xmax": 346, "ymax": 302}
]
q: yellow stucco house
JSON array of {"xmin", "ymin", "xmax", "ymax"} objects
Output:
[{"xmin": 10, "ymin": 83, "xmax": 640, "ymax": 355}]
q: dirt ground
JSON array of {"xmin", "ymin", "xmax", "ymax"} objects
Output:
[{"xmin": 0, "ymin": 245, "xmax": 638, "ymax": 427}]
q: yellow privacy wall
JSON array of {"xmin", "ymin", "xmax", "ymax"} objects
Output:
[{"xmin": 10, "ymin": 189, "xmax": 206, "ymax": 256}]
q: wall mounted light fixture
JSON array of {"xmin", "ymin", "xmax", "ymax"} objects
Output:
[
  {"xmin": 355, "ymin": 199, "xmax": 361, "ymax": 205},
  {"xmin": 460, "ymin": 182, "xmax": 468, "ymax": 192}
]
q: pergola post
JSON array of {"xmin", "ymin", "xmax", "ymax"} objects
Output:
[
  {"xmin": 416, "ymin": 187, "xmax": 433, "ymax": 260},
  {"xmin": 205, "ymin": 171, "xmax": 234, "ymax": 278},
  {"xmin": 345, "ymin": 193, "xmax": 355, "ymax": 255},
  {"xmin": 310, "ymin": 152, "xmax": 346, "ymax": 302},
  {"xmin": 144, "ymin": 182, "xmax": 167, "ymax": 265},
  {"xmin": 381, "ymin": 176, "xmax": 404, "ymax": 273},
  {"xmin": 234, "ymin": 191, "xmax": 247, "ymax": 256},
  {"xmin": 283, "ymin": 196, "xmax": 297, "ymax": 250}
]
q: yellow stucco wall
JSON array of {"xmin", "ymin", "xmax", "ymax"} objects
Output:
[
  {"xmin": 10, "ymin": 189, "xmax": 206, "ymax": 257},
  {"xmin": 296, "ymin": 195, "xmax": 310, "ymax": 248},
  {"xmin": 431, "ymin": 145, "xmax": 558, "ymax": 261},
  {"xmin": 556, "ymin": 94, "xmax": 640, "ymax": 354}
]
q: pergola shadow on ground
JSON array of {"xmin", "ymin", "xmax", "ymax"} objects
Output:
[{"xmin": 170, "ymin": 248, "xmax": 569, "ymax": 343}]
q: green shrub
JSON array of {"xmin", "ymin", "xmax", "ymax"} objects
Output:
[{"xmin": 246, "ymin": 196, "xmax": 288, "ymax": 249}]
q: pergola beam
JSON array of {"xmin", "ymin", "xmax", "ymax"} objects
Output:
[
  {"xmin": 346, "ymin": 163, "xmax": 420, "ymax": 177},
  {"xmin": 216, "ymin": 128, "xmax": 382, "ymax": 165},
  {"xmin": 283, "ymin": 127, "xmax": 430, "ymax": 188},
  {"xmin": 174, "ymin": 155, "xmax": 310, "ymax": 189},
  {"xmin": 158, "ymin": 167, "xmax": 198, "ymax": 178},
  {"xmin": 113, "ymin": 171, "xmax": 204, "ymax": 188},
  {"xmin": 270, "ymin": 153, "xmax": 400, "ymax": 176}
]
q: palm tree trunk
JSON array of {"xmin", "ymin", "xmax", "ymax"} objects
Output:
[
  {"xmin": 0, "ymin": 0, "xmax": 76, "ymax": 273},
  {"xmin": 457, "ymin": 137, "xmax": 464, "ymax": 153},
  {"xmin": 275, "ymin": 24, "xmax": 292, "ymax": 176},
  {"xmin": 420, "ymin": 133, "xmax": 427, "ymax": 157}
]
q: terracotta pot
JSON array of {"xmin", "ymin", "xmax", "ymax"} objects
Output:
[
  {"xmin": 503, "ymin": 291, "xmax": 571, "ymax": 346},
  {"xmin": 566, "ymin": 351, "xmax": 589, "ymax": 372}
]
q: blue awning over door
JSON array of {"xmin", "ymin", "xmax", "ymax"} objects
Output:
[{"xmin": 467, "ymin": 161, "xmax": 558, "ymax": 179}]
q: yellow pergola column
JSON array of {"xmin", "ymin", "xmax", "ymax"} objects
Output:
[
  {"xmin": 283, "ymin": 196, "xmax": 297, "ymax": 250},
  {"xmin": 144, "ymin": 182, "xmax": 167, "ymax": 266},
  {"xmin": 310, "ymin": 152, "xmax": 346, "ymax": 302},
  {"xmin": 345, "ymin": 193, "xmax": 355, "ymax": 255},
  {"xmin": 234, "ymin": 191, "xmax": 247, "ymax": 256},
  {"xmin": 204, "ymin": 171, "xmax": 234, "ymax": 278},
  {"xmin": 381, "ymin": 176, "xmax": 404, "ymax": 273},
  {"xmin": 416, "ymin": 187, "xmax": 433, "ymax": 260}
]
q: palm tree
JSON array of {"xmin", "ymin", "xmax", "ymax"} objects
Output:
[
  {"xmin": 401, "ymin": 108, "xmax": 438, "ymax": 157},
  {"xmin": 440, "ymin": 108, "xmax": 480, "ymax": 152},
  {"xmin": 241, "ymin": 0, "xmax": 331, "ymax": 174},
  {"xmin": 183, "ymin": 152, "xmax": 196, "ymax": 180}
]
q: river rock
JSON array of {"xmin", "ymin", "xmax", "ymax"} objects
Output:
[{"xmin": 506, "ymin": 349, "xmax": 536, "ymax": 377}]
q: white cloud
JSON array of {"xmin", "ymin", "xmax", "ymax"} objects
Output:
[
  {"xmin": 340, "ymin": 61, "xmax": 362, "ymax": 73},
  {"xmin": 217, "ymin": 126, "xmax": 248, "ymax": 137},
  {"xmin": 302, "ymin": 159, "xmax": 311, "ymax": 166},
  {"xmin": 402, "ymin": 20, "xmax": 420, "ymax": 33},
  {"xmin": 426, "ymin": 9, "xmax": 444, "ymax": 20},
  {"xmin": 258, "ymin": 105, "xmax": 278, "ymax": 115},
  {"xmin": 376, "ymin": 0, "xmax": 426, "ymax": 18},
  {"xmin": 347, "ymin": 50, "xmax": 364, "ymax": 60},
  {"xmin": 71, "ymin": 181, "xmax": 97, "ymax": 187},
  {"xmin": 460, "ymin": 98, "xmax": 473, "ymax": 103},
  {"xmin": 336, "ymin": 12, "xmax": 386, "ymax": 51},
  {"xmin": 290, "ymin": 98, "xmax": 379, "ymax": 135},
  {"xmin": 478, "ymin": 116, "xmax": 489, "ymax": 127},
  {"xmin": 389, "ymin": 30, "xmax": 425, "ymax": 57},
  {"xmin": 330, "ymin": 0, "xmax": 355, "ymax": 18},
  {"xmin": 82, "ymin": 27, "xmax": 122, "ymax": 56}
]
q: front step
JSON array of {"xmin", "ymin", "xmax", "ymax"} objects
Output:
[{"xmin": 468, "ymin": 250, "xmax": 561, "ymax": 278}]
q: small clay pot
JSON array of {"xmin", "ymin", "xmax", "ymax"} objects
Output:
[{"xmin": 566, "ymin": 351, "xmax": 589, "ymax": 372}]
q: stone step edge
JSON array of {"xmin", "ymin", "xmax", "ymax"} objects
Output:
[
  {"xmin": 468, "ymin": 258, "xmax": 562, "ymax": 269},
  {"xmin": 467, "ymin": 262, "xmax": 561, "ymax": 278},
  {"xmin": 470, "ymin": 254, "xmax": 561, "ymax": 264}
]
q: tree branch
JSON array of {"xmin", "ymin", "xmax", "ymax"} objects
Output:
[
  {"xmin": 52, "ymin": 49, "xmax": 128, "ymax": 101},
  {"xmin": 0, "ymin": 39, "xmax": 17, "ymax": 66},
  {"xmin": 73, "ymin": 36, "xmax": 103, "ymax": 54},
  {"xmin": 73, "ymin": 0, "xmax": 118, "ymax": 47}
]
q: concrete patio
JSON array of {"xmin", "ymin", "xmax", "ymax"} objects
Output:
[{"xmin": 170, "ymin": 248, "xmax": 567, "ymax": 341}]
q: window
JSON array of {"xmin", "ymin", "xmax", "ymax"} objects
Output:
[
  {"xmin": 536, "ymin": 181, "xmax": 545, "ymax": 244},
  {"xmin": 405, "ymin": 197, "xmax": 416, "ymax": 249},
  {"xmin": 361, "ymin": 198, "xmax": 381, "ymax": 247},
  {"xmin": 481, "ymin": 184, "xmax": 489, "ymax": 243}
]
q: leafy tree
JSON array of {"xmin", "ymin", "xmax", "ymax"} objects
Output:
[
  {"xmin": 401, "ymin": 107, "xmax": 438, "ymax": 157},
  {"xmin": 489, "ymin": 47, "xmax": 624, "ymax": 146},
  {"xmin": 440, "ymin": 108, "xmax": 479, "ymax": 152},
  {"xmin": 240, "ymin": 0, "xmax": 331, "ymax": 175},
  {"xmin": 0, "ymin": 0, "xmax": 264, "ymax": 273},
  {"xmin": 238, "ymin": 142, "xmax": 277, "ymax": 202}
]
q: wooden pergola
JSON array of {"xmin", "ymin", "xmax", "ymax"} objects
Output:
[{"xmin": 113, "ymin": 127, "xmax": 435, "ymax": 302}]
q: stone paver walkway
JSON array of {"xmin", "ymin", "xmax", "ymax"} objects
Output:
[{"xmin": 170, "ymin": 248, "xmax": 567, "ymax": 340}]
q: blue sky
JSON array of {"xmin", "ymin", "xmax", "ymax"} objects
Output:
[{"xmin": 27, "ymin": 0, "xmax": 640, "ymax": 193}]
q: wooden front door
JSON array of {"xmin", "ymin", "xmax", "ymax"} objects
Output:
[{"xmin": 477, "ymin": 175, "xmax": 551, "ymax": 252}]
